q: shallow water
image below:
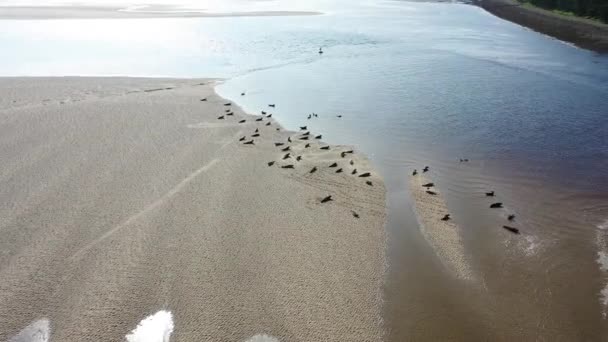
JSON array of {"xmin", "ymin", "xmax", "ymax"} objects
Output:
[{"xmin": 1, "ymin": 0, "xmax": 608, "ymax": 339}]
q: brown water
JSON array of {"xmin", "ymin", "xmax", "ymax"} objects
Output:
[
  {"xmin": 218, "ymin": 85, "xmax": 608, "ymax": 339},
  {"xmin": 382, "ymin": 158, "xmax": 608, "ymax": 340}
]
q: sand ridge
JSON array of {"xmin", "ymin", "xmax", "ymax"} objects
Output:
[
  {"xmin": 409, "ymin": 173, "xmax": 474, "ymax": 281},
  {"xmin": 0, "ymin": 78, "xmax": 386, "ymax": 341}
]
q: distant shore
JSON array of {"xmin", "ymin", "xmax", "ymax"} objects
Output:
[
  {"xmin": 475, "ymin": 0, "xmax": 608, "ymax": 53},
  {"xmin": 0, "ymin": 6, "xmax": 320, "ymax": 19}
]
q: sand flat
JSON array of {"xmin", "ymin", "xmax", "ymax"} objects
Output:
[
  {"xmin": 409, "ymin": 174, "xmax": 474, "ymax": 281},
  {"xmin": 0, "ymin": 77, "xmax": 386, "ymax": 341},
  {"xmin": 0, "ymin": 6, "xmax": 320, "ymax": 19}
]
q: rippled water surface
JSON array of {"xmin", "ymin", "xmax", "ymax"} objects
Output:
[{"xmin": 1, "ymin": 0, "xmax": 608, "ymax": 339}]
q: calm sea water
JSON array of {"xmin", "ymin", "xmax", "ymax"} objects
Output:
[{"xmin": 1, "ymin": 0, "xmax": 608, "ymax": 339}]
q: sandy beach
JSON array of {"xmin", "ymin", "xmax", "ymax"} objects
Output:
[{"xmin": 0, "ymin": 77, "xmax": 386, "ymax": 341}]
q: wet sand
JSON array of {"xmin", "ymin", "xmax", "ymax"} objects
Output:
[
  {"xmin": 0, "ymin": 77, "xmax": 386, "ymax": 341},
  {"xmin": 0, "ymin": 6, "xmax": 320, "ymax": 19},
  {"xmin": 409, "ymin": 173, "xmax": 474, "ymax": 281}
]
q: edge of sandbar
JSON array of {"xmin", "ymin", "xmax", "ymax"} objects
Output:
[{"xmin": 409, "ymin": 173, "xmax": 474, "ymax": 281}]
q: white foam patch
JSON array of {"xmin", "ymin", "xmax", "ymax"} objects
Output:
[
  {"xmin": 523, "ymin": 235, "xmax": 540, "ymax": 257},
  {"xmin": 598, "ymin": 218, "xmax": 608, "ymax": 230},
  {"xmin": 126, "ymin": 310, "xmax": 174, "ymax": 342},
  {"xmin": 245, "ymin": 334, "xmax": 280, "ymax": 342},
  {"xmin": 9, "ymin": 318, "xmax": 50, "ymax": 342},
  {"xmin": 596, "ymin": 227, "xmax": 608, "ymax": 319},
  {"xmin": 598, "ymin": 251, "xmax": 608, "ymax": 272},
  {"xmin": 601, "ymin": 287, "xmax": 608, "ymax": 319}
]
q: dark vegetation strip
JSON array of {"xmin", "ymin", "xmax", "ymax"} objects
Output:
[{"xmin": 475, "ymin": 0, "xmax": 608, "ymax": 53}]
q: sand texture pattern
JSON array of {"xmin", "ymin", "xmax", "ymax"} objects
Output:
[{"xmin": 0, "ymin": 77, "xmax": 386, "ymax": 342}]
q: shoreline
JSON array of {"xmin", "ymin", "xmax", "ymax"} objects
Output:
[
  {"xmin": 474, "ymin": 0, "xmax": 608, "ymax": 53},
  {"xmin": 0, "ymin": 6, "xmax": 321, "ymax": 19},
  {"xmin": 0, "ymin": 77, "xmax": 386, "ymax": 341}
]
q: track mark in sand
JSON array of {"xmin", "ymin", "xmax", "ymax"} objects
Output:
[
  {"xmin": 220, "ymin": 130, "xmax": 246, "ymax": 149},
  {"xmin": 143, "ymin": 87, "xmax": 172, "ymax": 93},
  {"xmin": 220, "ymin": 139, "xmax": 233, "ymax": 149},
  {"xmin": 126, "ymin": 310, "xmax": 174, "ymax": 342},
  {"xmin": 245, "ymin": 335, "xmax": 280, "ymax": 342},
  {"xmin": 9, "ymin": 318, "xmax": 50, "ymax": 342},
  {"xmin": 187, "ymin": 122, "xmax": 240, "ymax": 129},
  {"xmin": 410, "ymin": 175, "xmax": 475, "ymax": 281},
  {"xmin": 70, "ymin": 158, "xmax": 220, "ymax": 261}
]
